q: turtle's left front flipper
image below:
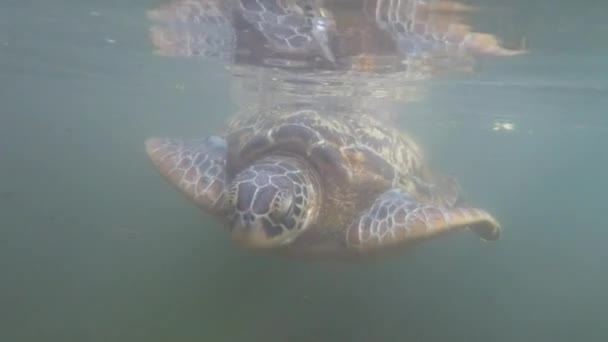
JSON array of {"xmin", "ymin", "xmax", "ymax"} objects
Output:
[
  {"xmin": 145, "ymin": 136, "xmax": 228, "ymax": 216},
  {"xmin": 345, "ymin": 188, "xmax": 501, "ymax": 255}
]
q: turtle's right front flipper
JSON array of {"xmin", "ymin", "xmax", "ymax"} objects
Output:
[
  {"xmin": 345, "ymin": 188, "xmax": 501, "ymax": 257},
  {"xmin": 145, "ymin": 136, "xmax": 228, "ymax": 215}
]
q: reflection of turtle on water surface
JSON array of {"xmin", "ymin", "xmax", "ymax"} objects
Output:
[
  {"xmin": 147, "ymin": 0, "xmax": 524, "ymax": 73},
  {"xmin": 147, "ymin": 0, "xmax": 339, "ymax": 69},
  {"xmin": 144, "ymin": 0, "xmax": 517, "ymax": 260}
]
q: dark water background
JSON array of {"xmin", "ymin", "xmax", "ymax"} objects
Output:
[{"xmin": 1, "ymin": 0, "xmax": 607, "ymax": 341}]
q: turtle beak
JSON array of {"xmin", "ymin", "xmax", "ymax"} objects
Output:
[{"xmin": 230, "ymin": 216, "xmax": 277, "ymax": 249}]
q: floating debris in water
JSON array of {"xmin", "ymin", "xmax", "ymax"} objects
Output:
[{"xmin": 492, "ymin": 121, "xmax": 516, "ymax": 131}]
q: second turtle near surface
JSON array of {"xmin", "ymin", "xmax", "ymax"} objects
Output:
[{"xmin": 145, "ymin": 106, "xmax": 501, "ymax": 261}]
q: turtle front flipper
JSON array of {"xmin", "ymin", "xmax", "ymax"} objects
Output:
[
  {"xmin": 345, "ymin": 188, "xmax": 501, "ymax": 256},
  {"xmin": 145, "ymin": 136, "xmax": 228, "ymax": 216}
]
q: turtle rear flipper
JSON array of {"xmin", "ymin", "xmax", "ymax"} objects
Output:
[
  {"xmin": 145, "ymin": 136, "xmax": 228, "ymax": 216},
  {"xmin": 345, "ymin": 188, "xmax": 501, "ymax": 255}
]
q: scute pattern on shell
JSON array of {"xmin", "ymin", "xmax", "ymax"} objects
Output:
[
  {"xmin": 222, "ymin": 106, "xmax": 432, "ymax": 199},
  {"xmin": 344, "ymin": 113, "xmax": 426, "ymax": 177}
]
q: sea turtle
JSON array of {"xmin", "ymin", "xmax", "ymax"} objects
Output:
[{"xmin": 145, "ymin": 104, "xmax": 501, "ymax": 260}]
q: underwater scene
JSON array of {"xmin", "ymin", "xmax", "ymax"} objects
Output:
[{"xmin": 1, "ymin": 0, "xmax": 607, "ymax": 341}]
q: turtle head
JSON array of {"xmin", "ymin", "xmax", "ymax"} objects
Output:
[{"xmin": 227, "ymin": 156, "xmax": 320, "ymax": 249}]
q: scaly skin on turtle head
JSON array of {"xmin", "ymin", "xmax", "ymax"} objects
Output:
[{"xmin": 225, "ymin": 154, "xmax": 322, "ymax": 249}]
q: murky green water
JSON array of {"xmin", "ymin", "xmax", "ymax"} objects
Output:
[{"xmin": 1, "ymin": 0, "xmax": 607, "ymax": 341}]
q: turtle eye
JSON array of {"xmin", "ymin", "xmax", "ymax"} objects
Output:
[{"xmin": 269, "ymin": 188, "xmax": 294, "ymax": 222}]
